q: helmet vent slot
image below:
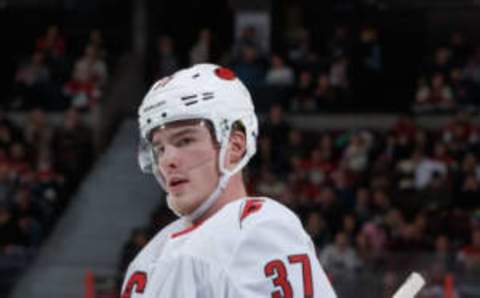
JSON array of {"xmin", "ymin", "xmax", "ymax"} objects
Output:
[
  {"xmin": 202, "ymin": 92, "xmax": 214, "ymax": 101},
  {"xmin": 181, "ymin": 95, "xmax": 197, "ymax": 101},
  {"xmin": 185, "ymin": 101, "xmax": 199, "ymax": 106}
]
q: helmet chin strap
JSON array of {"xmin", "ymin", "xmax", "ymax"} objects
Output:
[{"xmin": 173, "ymin": 172, "xmax": 232, "ymax": 222}]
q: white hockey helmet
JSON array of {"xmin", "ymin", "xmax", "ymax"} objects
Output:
[{"xmin": 138, "ymin": 63, "xmax": 258, "ymax": 220}]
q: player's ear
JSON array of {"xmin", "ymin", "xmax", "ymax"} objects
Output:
[{"xmin": 225, "ymin": 129, "xmax": 246, "ymax": 170}]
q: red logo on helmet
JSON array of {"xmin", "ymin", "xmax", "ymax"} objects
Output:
[
  {"xmin": 152, "ymin": 76, "xmax": 173, "ymax": 90},
  {"xmin": 215, "ymin": 67, "xmax": 236, "ymax": 80}
]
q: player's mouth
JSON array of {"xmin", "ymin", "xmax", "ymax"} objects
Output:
[{"xmin": 168, "ymin": 178, "xmax": 189, "ymax": 192}]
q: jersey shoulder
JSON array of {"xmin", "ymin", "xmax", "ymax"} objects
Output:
[
  {"xmin": 238, "ymin": 197, "xmax": 304, "ymax": 230},
  {"xmin": 127, "ymin": 218, "xmax": 185, "ymax": 269}
]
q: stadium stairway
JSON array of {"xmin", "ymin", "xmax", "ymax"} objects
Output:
[{"xmin": 8, "ymin": 120, "xmax": 161, "ymax": 298}]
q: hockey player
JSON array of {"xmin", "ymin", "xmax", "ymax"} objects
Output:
[{"xmin": 121, "ymin": 63, "xmax": 337, "ymax": 297}]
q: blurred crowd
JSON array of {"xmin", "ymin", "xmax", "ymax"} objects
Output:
[
  {"xmin": 252, "ymin": 106, "xmax": 480, "ymax": 275},
  {"xmin": 149, "ymin": 24, "xmax": 381, "ymax": 113},
  {"xmin": 0, "ymin": 23, "xmax": 103, "ymax": 296},
  {"xmin": 150, "ymin": 26, "xmax": 480, "ymax": 115},
  {"xmin": 415, "ymin": 32, "xmax": 480, "ymax": 113},
  {"xmin": 0, "ymin": 109, "xmax": 94, "ymax": 254},
  {"xmin": 10, "ymin": 24, "xmax": 109, "ymax": 112},
  {"xmin": 1, "ymin": 23, "xmax": 108, "ymax": 256}
]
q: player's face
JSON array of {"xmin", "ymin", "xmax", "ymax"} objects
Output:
[{"xmin": 151, "ymin": 120, "xmax": 219, "ymax": 215}]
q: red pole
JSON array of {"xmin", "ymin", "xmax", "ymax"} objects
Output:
[
  {"xmin": 444, "ymin": 273, "xmax": 454, "ymax": 298},
  {"xmin": 85, "ymin": 269, "xmax": 95, "ymax": 298}
]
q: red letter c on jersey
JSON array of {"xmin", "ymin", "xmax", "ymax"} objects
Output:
[{"xmin": 122, "ymin": 271, "xmax": 147, "ymax": 298}]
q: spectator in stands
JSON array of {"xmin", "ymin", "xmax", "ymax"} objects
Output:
[
  {"xmin": 11, "ymin": 186, "xmax": 44, "ymax": 245},
  {"xmin": 318, "ymin": 133, "xmax": 337, "ymax": 164},
  {"xmin": 0, "ymin": 162, "xmax": 13, "ymax": 204},
  {"xmin": 449, "ymin": 32, "xmax": 469, "ymax": 67},
  {"xmin": 0, "ymin": 119, "xmax": 16, "ymax": 149},
  {"xmin": 460, "ymin": 152, "xmax": 480, "ymax": 178},
  {"xmin": 442, "ymin": 111, "xmax": 478, "ymax": 154},
  {"xmin": 287, "ymin": 28, "xmax": 315, "ymax": 69},
  {"xmin": 354, "ymin": 25, "xmax": 383, "ymax": 102},
  {"xmin": 11, "ymin": 188, "xmax": 41, "ymax": 223},
  {"xmin": 255, "ymin": 165, "xmax": 286, "ymax": 199},
  {"xmin": 432, "ymin": 141, "xmax": 456, "ymax": 170},
  {"xmin": 265, "ymin": 54, "xmax": 294, "ymax": 86},
  {"xmin": 458, "ymin": 154, "xmax": 480, "ymax": 197},
  {"xmin": 415, "ymin": 73, "xmax": 455, "ymax": 112},
  {"xmin": 0, "ymin": 205, "xmax": 21, "ymax": 254},
  {"xmin": 314, "ymin": 186, "xmax": 345, "ymax": 229},
  {"xmin": 370, "ymin": 189, "xmax": 392, "ymax": 218},
  {"xmin": 428, "ymin": 47, "xmax": 452, "ymax": 78},
  {"xmin": 329, "ymin": 55, "xmax": 350, "ymax": 94},
  {"xmin": 307, "ymin": 147, "xmax": 336, "ymax": 188},
  {"xmin": 280, "ymin": 129, "xmax": 307, "ymax": 168},
  {"xmin": 154, "ymin": 35, "xmax": 179, "ymax": 79},
  {"xmin": 73, "ymin": 44, "xmax": 108, "ymax": 88},
  {"xmin": 457, "ymin": 228, "xmax": 480, "ymax": 272},
  {"xmin": 16, "ymin": 215, "xmax": 43, "ymax": 248},
  {"xmin": 458, "ymin": 174, "xmax": 480, "ymax": 210},
  {"xmin": 341, "ymin": 132, "xmax": 371, "ymax": 173},
  {"xmin": 341, "ymin": 213, "xmax": 358, "ymax": 242},
  {"xmin": 51, "ymin": 109, "xmax": 93, "ymax": 191},
  {"xmin": 314, "ymin": 73, "xmax": 337, "ymax": 109},
  {"xmin": 118, "ymin": 228, "xmax": 149, "ymax": 275},
  {"xmin": 35, "ymin": 25, "xmax": 65, "ymax": 61},
  {"xmin": 464, "ymin": 46, "xmax": 480, "ymax": 86},
  {"xmin": 332, "ymin": 168, "xmax": 356, "ymax": 210},
  {"xmin": 14, "ymin": 51, "xmax": 51, "ymax": 108},
  {"xmin": 233, "ymin": 25, "xmax": 263, "ymax": 59},
  {"xmin": 304, "ymin": 211, "xmax": 331, "ymax": 250},
  {"xmin": 35, "ymin": 25, "xmax": 68, "ymax": 84},
  {"xmin": 231, "ymin": 45, "xmax": 265, "ymax": 87},
  {"xmin": 411, "ymin": 148, "xmax": 448, "ymax": 191},
  {"xmin": 290, "ymin": 70, "xmax": 315, "ymax": 112},
  {"xmin": 449, "ymin": 67, "xmax": 475, "ymax": 109},
  {"xmin": 384, "ymin": 208, "xmax": 406, "ymax": 239},
  {"xmin": 189, "ymin": 28, "xmax": 216, "ymax": 65},
  {"xmin": 355, "ymin": 231, "xmax": 381, "ymax": 271},
  {"xmin": 63, "ymin": 61, "xmax": 101, "ymax": 110},
  {"xmin": 8, "ymin": 142, "xmax": 31, "ymax": 179},
  {"xmin": 354, "ymin": 187, "xmax": 372, "ymax": 224},
  {"xmin": 88, "ymin": 29, "xmax": 107, "ymax": 59},
  {"xmin": 388, "ymin": 221, "xmax": 428, "ymax": 252},
  {"xmin": 261, "ymin": 104, "xmax": 291, "ymax": 152},
  {"xmin": 320, "ymin": 231, "xmax": 361, "ymax": 275},
  {"xmin": 390, "ymin": 115, "xmax": 417, "ymax": 161},
  {"xmin": 250, "ymin": 135, "xmax": 273, "ymax": 171},
  {"xmin": 327, "ymin": 25, "xmax": 352, "ymax": 59},
  {"xmin": 33, "ymin": 156, "xmax": 64, "ymax": 217},
  {"xmin": 23, "ymin": 109, "xmax": 52, "ymax": 163},
  {"xmin": 432, "ymin": 234, "xmax": 456, "ymax": 271}
]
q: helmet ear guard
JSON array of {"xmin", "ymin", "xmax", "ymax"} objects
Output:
[{"xmin": 138, "ymin": 138, "xmax": 154, "ymax": 174}]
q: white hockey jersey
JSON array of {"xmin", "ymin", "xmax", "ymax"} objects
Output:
[{"xmin": 121, "ymin": 197, "xmax": 337, "ymax": 298}]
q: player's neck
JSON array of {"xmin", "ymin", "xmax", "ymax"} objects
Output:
[{"xmin": 193, "ymin": 174, "xmax": 247, "ymax": 224}]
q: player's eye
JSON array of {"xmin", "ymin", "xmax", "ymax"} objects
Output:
[{"xmin": 176, "ymin": 137, "xmax": 194, "ymax": 147}]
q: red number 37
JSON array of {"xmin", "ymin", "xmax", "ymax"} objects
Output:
[{"xmin": 264, "ymin": 254, "xmax": 313, "ymax": 298}]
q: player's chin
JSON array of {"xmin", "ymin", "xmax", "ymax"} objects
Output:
[{"xmin": 171, "ymin": 196, "xmax": 196, "ymax": 214}]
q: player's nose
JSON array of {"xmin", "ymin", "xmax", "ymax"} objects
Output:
[{"xmin": 158, "ymin": 145, "xmax": 181, "ymax": 170}]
